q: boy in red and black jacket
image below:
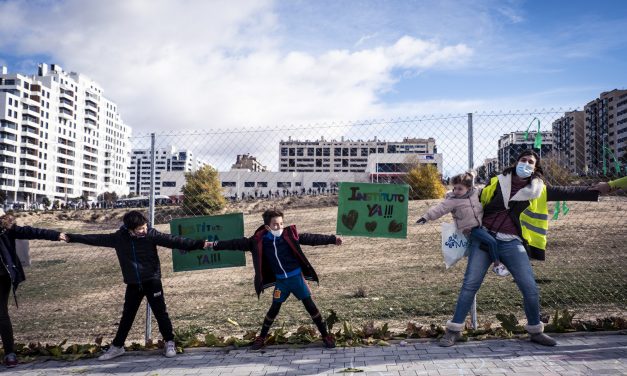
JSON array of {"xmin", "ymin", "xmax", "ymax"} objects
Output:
[{"xmin": 211, "ymin": 209, "xmax": 342, "ymax": 350}]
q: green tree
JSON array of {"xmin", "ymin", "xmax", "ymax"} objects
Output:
[
  {"xmin": 0, "ymin": 191, "xmax": 6, "ymax": 205},
  {"xmin": 406, "ymin": 164, "xmax": 447, "ymax": 200},
  {"xmin": 42, "ymin": 197, "xmax": 51, "ymax": 209},
  {"xmin": 182, "ymin": 165, "xmax": 226, "ymax": 215}
]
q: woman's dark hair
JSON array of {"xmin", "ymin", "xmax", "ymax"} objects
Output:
[
  {"xmin": 0, "ymin": 214, "xmax": 16, "ymax": 230},
  {"xmin": 503, "ymin": 149, "xmax": 544, "ymax": 180},
  {"xmin": 123, "ymin": 210, "xmax": 148, "ymax": 230},
  {"xmin": 262, "ymin": 209, "xmax": 284, "ymax": 225}
]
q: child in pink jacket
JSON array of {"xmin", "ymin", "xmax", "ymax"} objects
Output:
[{"xmin": 416, "ymin": 171, "xmax": 509, "ymax": 276}]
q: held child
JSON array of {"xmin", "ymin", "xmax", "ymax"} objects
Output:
[
  {"xmin": 63, "ymin": 211, "xmax": 210, "ymax": 360},
  {"xmin": 416, "ymin": 171, "xmax": 509, "ymax": 277},
  {"xmin": 210, "ymin": 209, "xmax": 342, "ymax": 350}
]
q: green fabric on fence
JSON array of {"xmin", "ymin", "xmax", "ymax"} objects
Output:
[{"xmin": 552, "ymin": 201, "xmax": 561, "ymax": 220}]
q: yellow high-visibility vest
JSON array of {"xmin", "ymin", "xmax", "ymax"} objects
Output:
[{"xmin": 480, "ymin": 176, "xmax": 549, "ymax": 260}]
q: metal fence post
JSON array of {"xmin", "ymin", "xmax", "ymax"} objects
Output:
[
  {"xmin": 145, "ymin": 132, "xmax": 156, "ymax": 343},
  {"xmin": 468, "ymin": 112, "xmax": 478, "ymax": 331}
]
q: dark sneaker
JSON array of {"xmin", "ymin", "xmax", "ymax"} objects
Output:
[
  {"xmin": 250, "ymin": 336, "xmax": 266, "ymax": 350},
  {"xmin": 438, "ymin": 329, "xmax": 461, "ymax": 347},
  {"xmin": 4, "ymin": 353, "xmax": 18, "ymax": 368},
  {"xmin": 322, "ymin": 335, "xmax": 336, "ymax": 348},
  {"xmin": 530, "ymin": 333, "xmax": 557, "ymax": 346}
]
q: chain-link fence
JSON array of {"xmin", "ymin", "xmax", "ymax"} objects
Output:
[{"xmin": 14, "ymin": 109, "xmax": 627, "ymax": 344}]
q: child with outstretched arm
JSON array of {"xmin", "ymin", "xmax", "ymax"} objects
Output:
[
  {"xmin": 209, "ymin": 208, "xmax": 342, "ymax": 350},
  {"xmin": 416, "ymin": 171, "xmax": 508, "ymax": 276},
  {"xmin": 63, "ymin": 210, "xmax": 211, "ymax": 360}
]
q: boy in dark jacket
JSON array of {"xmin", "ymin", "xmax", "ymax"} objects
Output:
[
  {"xmin": 64, "ymin": 211, "xmax": 210, "ymax": 360},
  {"xmin": 211, "ymin": 209, "xmax": 342, "ymax": 350}
]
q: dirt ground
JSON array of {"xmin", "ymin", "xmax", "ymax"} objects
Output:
[{"xmin": 9, "ymin": 194, "xmax": 627, "ymax": 344}]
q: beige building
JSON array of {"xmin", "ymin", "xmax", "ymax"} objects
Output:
[
  {"xmin": 552, "ymin": 110, "xmax": 585, "ymax": 174},
  {"xmin": 231, "ymin": 153, "xmax": 267, "ymax": 172},
  {"xmin": 278, "ymin": 136, "xmax": 438, "ymax": 173}
]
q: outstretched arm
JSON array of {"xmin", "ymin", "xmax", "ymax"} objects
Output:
[
  {"xmin": 546, "ymin": 186, "xmax": 599, "ymax": 202},
  {"xmin": 12, "ymin": 226, "xmax": 62, "ymax": 241},
  {"xmin": 299, "ymin": 233, "xmax": 339, "ymax": 246},
  {"xmin": 151, "ymin": 230, "xmax": 206, "ymax": 250},
  {"xmin": 420, "ymin": 199, "xmax": 455, "ymax": 222},
  {"xmin": 212, "ymin": 237, "xmax": 252, "ymax": 252},
  {"xmin": 66, "ymin": 233, "xmax": 118, "ymax": 248}
]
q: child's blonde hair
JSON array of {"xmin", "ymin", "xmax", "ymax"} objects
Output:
[{"xmin": 450, "ymin": 171, "xmax": 475, "ymax": 188}]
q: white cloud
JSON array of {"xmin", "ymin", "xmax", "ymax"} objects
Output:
[{"xmin": 0, "ymin": 0, "xmax": 472, "ymax": 134}]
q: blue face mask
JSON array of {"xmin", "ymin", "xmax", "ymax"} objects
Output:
[{"xmin": 516, "ymin": 162, "xmax": 534, "ymax": 178}]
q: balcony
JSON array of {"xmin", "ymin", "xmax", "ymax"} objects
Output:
[
  {"xmin": 22, "ymin": 115, "xmax": 40, "ymax": 127},
  {"xmin": 20, "ymin": 136, "xmax": 39, "ymax": 147},
  {"xmin": 85, "ymin": 99, "xmax": 98, "ymax": 109},
  {"xmin": 60, "ymin": 89, "xmax": 74, "ymax": 101},
  {"xmin": 59, "ymin": 100, "xmax": 73, "ymax": 111}
]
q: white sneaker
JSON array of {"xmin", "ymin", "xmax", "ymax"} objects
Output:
[
  {"xmin": 164, "ymin": 340, "xmax": 177, "ymax": 358},
  {"xmin": 493, "ymin": 264, "xmax": 510, "ymax": 277},
  {"xmin": 98, "ymin": 345, "xmax": 125, "ymax": 361}
]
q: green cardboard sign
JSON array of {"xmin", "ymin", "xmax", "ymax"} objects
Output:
[
  {"xmin": 170, "ymin": 213, "xmax": 245, "ymax": 272},
  {"xmin": 336, "ymin": 182, "xmax": 409, "ymax": 238}
]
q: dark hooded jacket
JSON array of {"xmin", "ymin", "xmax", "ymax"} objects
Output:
[
  {"xmin": 67, "ymin": 226, "xmax": 205, "ymax": 284},
  {"xmin": 0, "ymin": 225, "xmax": 61, "ymax": 305},
  {"xmin": 213, "ymin": 225, "xmax": 336, "ymax": 297}
]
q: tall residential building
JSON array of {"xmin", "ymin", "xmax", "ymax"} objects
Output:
[
  {"xmin": 584, "ymin": 89, "xmax": 627, "ymax": 175},
  {"xmin": 0, "ymin": 63, "xmax": 130, "ymax": 206},
  {"xmin": 231, "ymin": 153, "xmax": 267, "ymax": 172},
  {"xmin": 497, "ymin": 131, "xmax": 553, "ymax": 171},
  {"xmin": 278, "ymin": 136, "xmax": 438, "ymax": 173},
  {"xmin": 551, "ymin": 111, "xmax": 585, "ymax": 174},
  {"xmin": 128, "ymin": 146, "xmax": 206, "ymax": 196},
  {"xmin": 476, "ymin": 158, "xmax": 498, "ymax": 183},
  {"xmin": 614, "ymin": 92, "xmax": 627, "ymax": 164}
]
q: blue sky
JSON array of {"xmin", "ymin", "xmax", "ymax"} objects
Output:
[{"xmin": 0, "ymin": 0, "xmax": 626, "ymax": 134}]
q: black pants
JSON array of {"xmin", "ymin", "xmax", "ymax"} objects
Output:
[
  {"xmin": 112, "ymin": 279, "xmax": 174, "ymax": 347},
  {"xmin": 0, "ymin": 275, "xmax": 14, "ymax": 354}
]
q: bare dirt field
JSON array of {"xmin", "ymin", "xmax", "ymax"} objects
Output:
[{"xmin": 9, "ymin": 194, "xmax": 627, "ymax": 344}]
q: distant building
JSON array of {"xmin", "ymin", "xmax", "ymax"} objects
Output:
[
  {"xmin": 278, "ymin": 136, "xmax": 440, "ymax": 173},
  {"xmin": 128, "ymin": 146, "xmax": 206, "ymax": 196},
  {"xmin": 476, "ymin": 158, "xmax": 498, "ymax": 183},
  {"xmin": 231, "ymin": 153, "xmax": 267, "ymax": 172},
  {"xmin": 584, "ymin": 89, "xmax": 627, "ymax": 175},
  {"xmin": 552, "ymin": 111, "xmax": 585, "ymax": 174},
  {"xmin": 0, "ymin": 63, "xmax": 130, "ymax": 206},
  {"xmin": 497, "ymin": 131, "xmax": 553, "ymax": 171}
]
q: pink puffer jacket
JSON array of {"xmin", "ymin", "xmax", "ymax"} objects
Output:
[{"xmin": 420, "ymin": 189, "xmax": 483, "ymax": 233}]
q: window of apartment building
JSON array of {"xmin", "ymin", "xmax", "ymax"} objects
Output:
[
  {"xmin": 162, "ymin": 181, "xmax": 176, "ymax": 187},
  {"xmin": 342, "ymin": 160, "xmax": 349, "ymax": 167},
  {"xmin": 334, "ymin": 148, "xmax": 341, "ymax": 156},
  {"xmin": 316, "ymin": 160, "xmax": 322, "ymax": 167},
  {"xmin": 244, "ymin": 181, "xmax": 255, "ymax": 187},
  {"xmin": 322, "ymin": 148, "xmax": 329, "ymax": 156},
  {"xmin": 277, "ymin": 182, "xmax": 291, "ymax": 188},
  {"xmin": 361, "ymin": 148, "xmax": 368, "ymax": 156},
  {"xmin": 307, "ymin": 148, "xmax": 314, "ymax": 156},
  {"xmin": 295, "ymin": 182, "xmax": 301, "ymax": 187},
  {"xmin": 342, "ymin": 148, "xmax": 349, "ymax": 156},
  {"xmin": 222, "ymin": 182, "xmax": 236, "ymax": 187},
  {"xmin": 312, "ymin": 182, "xmax": 327, "ymax": 188},
  {"xmin": 256, "ymin": 182, "xmax": 268, "ymax": 188},
  {"xmin": 296, "ymin": 148, "xmax": 304, "ymax": 156},
  {"xmin": 350, "ymin": 148, "xmax": 357, "ymax": 156}
]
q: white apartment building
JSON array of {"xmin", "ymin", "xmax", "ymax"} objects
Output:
[
  {"xmin": 614, "ymin": 92, "xmax": 627, "ymax": 161},
  {"xmin": 0, "ymin": 63, "xmax": 130, "ymax": 206},
  {"xmin": 279, "ymin": 136, "xmax": 439, "ymax": 173},
  {"xmin": 552, "ymin": 111, "xmax": 585, "ymax": 174},
  {"xmin": 128, "ymin": 146, "xmax": 206, "ymax": 196}
]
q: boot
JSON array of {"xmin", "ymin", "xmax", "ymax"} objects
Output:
[
  {"xmin": 526, "ymin": 323, "xmax": 556, "ymax": 346},
  {"xmin": 439, "ymin": 321, "xmax": 463, "ymax": 347}
]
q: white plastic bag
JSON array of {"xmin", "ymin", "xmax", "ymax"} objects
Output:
[
  {"xmin": 16, "ymin": 239, "xmax": 30, "ymax": 267},
  {"xmin": 441, "ymin": 223, "xmax": 468, "ymax": 269}
]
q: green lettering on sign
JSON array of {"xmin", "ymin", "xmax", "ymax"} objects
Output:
[
  {"xmin": 336, "ymin": 182, "xmax": 409, "ymax": 238},
  {"xmin": 170, "ymin": 213, "xmax": 245, "ymax": 272}
]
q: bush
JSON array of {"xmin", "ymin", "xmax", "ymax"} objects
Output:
[
  {"xmin": 406, "ymin": 164, "xmax": 447, "ymax": 200},
  {"xmin": 182, "ymin": 165, "xmax": 226, "ymax": 215}
]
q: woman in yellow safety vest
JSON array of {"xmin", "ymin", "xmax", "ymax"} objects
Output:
[{"xmin": 439, "ymin": 149, "xmax": 599, "ymax": 348}]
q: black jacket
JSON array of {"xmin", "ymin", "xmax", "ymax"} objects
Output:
[
  {"xmin": 67, "ymin": 226, "xmax": 205, "ymax": 284},
  {"xmin": 482, "ymin": 180, "xmax": 599, "ymax": 260},
  {"xmin": 213, "ymin": 225, "xmax": 337, "ymax": 297},
  {"xmin": 0, "ymin": 225, "xmax": 61, "ymax": 305}
]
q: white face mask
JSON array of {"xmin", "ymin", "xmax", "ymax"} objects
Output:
[
  {"xmin": 516, "ymin": 162, "xmax": 534, "ymax": 178},
  {"xmin": 269, "ymin": 229, "xmax": 283, "ymax": 238}
]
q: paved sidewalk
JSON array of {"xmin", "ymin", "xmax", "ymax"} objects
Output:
[{"xmin": 3, "ymin": 332, "xmax": 626, "ymax": 375}]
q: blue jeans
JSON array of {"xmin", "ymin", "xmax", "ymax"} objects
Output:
[
  {"xmin": 451, "ymin": 238, "xmax": 541, "ymax": 325},
  {"xmin": 470, "ymin": 227, "xmax": 499, "ymax": 264}
]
